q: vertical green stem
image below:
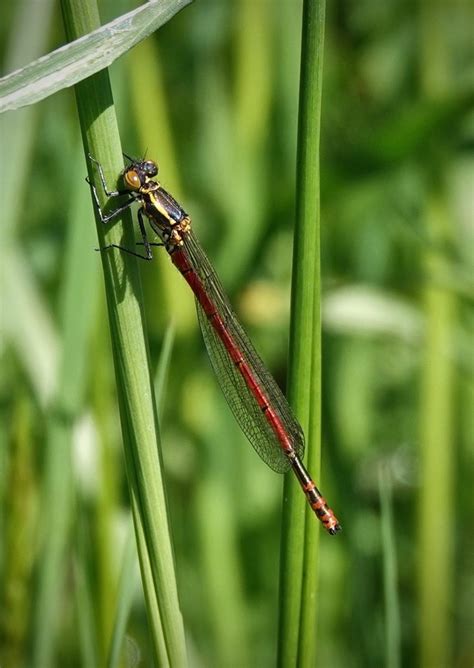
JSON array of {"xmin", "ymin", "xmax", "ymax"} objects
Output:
[
  {"xmin": 418, "ymin": 3, "xmax": 455, "ymax": 667},
  {"xmin": 418, "ymin": 197, "xmax": 455, "ymax": 668},
  {"xmin": 58, "ymin": 1, "xmax": 187, "ymax": 665},
  {"xmin": 278, "ymin": 1, "xmax": 326, "ymax": 666},
  {"xmin": 379, "ymin": 466, "xmax": 401, "ymax": 668}
]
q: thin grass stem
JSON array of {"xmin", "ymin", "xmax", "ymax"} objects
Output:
[
  {"xmin": 58, "ymin": 1, "xmax": 187, "ymax": 664},
  {"xmin": 278, "ymin": 1, "xmax": 326, "ymax": 665},
  {"xmin": 379, "ymin": 465, "xmax": 401, "ymax": 668}
]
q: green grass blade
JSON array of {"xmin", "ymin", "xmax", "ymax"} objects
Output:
[
  {"xmin": 154, "ymin": 324, "xmax": 176, "ymax": 419},
  {"xmin": 128, "ymin": 474, "xmax": 170, "ymax": 668},
  {"xmin": 0, "ymin": 399, "xmax": 36, "ymax": 668},
  {"xmin": 278, "ymin": 1, "xmax": 326, "ymax": 665},
  {"xmin": 106, "ymin": 525, "xmax": 138, "ymax": 668},
  {"xmin": 0, "ymin": 0, "xmax": 192, "ymax": 113},
  {"xmin": 59, "ymin": 0, "xmax": 187, "ymax": 664},
  {"xmin": 418, "ymin": 4, "xmax": 456, "ymax": 666},
  {"xmin": 0, "ymin": 0, "xmax": 56, "ymax": 402},
  {"xmin": 2, "ymin": 249, "xmax": 59, "ymax": 406},
  {"xmin": 75, "ymin": 520, "xmax": 100, "ymax": 668},
  {"xmin": 418, "ymin": 196, "xmax": 455, "ymax": 668},
  {"xmin": 0, "ymin": 0, "xmax": 55, "ymax": 235},
  {"xmin": 31, "ymin": 155, "xmax": 98, "ymax": 667},
  {"xmin": 379, "ymin": 466, "xmax": 401, "ymax": 668}
]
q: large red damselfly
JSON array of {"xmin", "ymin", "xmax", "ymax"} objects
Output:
[{"xmin": 87, "ymin": 154, "xmax": 341, "ymax": 535}]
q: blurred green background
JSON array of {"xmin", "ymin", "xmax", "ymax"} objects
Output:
[{"xmin": 1, "ymin": 0, "xmax": 473, "ymax": 666}]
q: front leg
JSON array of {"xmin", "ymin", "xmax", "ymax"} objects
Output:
[
  {"xmin": 95, "ymin": 207, "xmax": 153, "ymax": 261},
  {"xmin": 87, "ymin": 180, "xmax": 136, "ymax": 224},
  {"xmin": 87, "ymin": 154, "xmax": 135, "ymax": 224},
  {"xmin": 88, "ymin": 154, "xmax": 124, "ymax": 197},
  {"xmin": 136, "ymin": 208, "xmax": 154, "ymax": 260}
]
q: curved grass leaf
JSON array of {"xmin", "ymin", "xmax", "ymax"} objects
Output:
[{"xmin": 0, "ymin": 0, "xmax": 191, "ymax": 113}]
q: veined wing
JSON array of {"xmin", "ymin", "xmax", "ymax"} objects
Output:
[{"xmin": 181, "ymin": 230, "xmax": 304, "ymax": 474}]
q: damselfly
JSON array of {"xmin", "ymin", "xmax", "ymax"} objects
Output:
[{"xmin": 87, "ymin": 154, "xmax": 341, "ymax": 535}]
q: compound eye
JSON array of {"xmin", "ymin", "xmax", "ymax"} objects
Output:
[
  {"xmin": 124, "ymin": 169, "xmax": 141, "ymax": 190},
  {"xmin": 144, "ymin": 160, "xmax": 158, "ymax": 177}
]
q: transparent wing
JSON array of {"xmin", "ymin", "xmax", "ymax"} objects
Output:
[{"xmin": 182, "ymin": 231, "xmax": 304, "ymax": 474}]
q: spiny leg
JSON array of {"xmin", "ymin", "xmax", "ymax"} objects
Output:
[
  {"xmin": 88, "ymin": 183, "xmax": 136, "ymax": 224},
  {"xmin": 96, "ymin": 208, "xmax": 153, "ymax": 261},
  {"xmin": 88, "ymin": 154, "xmax": 124, "ymax": 197},
  {"xmin": 87, "ymin": 154, "xmax": 136, "ymax": 224}
]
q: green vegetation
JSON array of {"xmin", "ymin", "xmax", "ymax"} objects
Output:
[{"xmin": 1, "ymin": 0, "xmax": 472, "ymax": 666}]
